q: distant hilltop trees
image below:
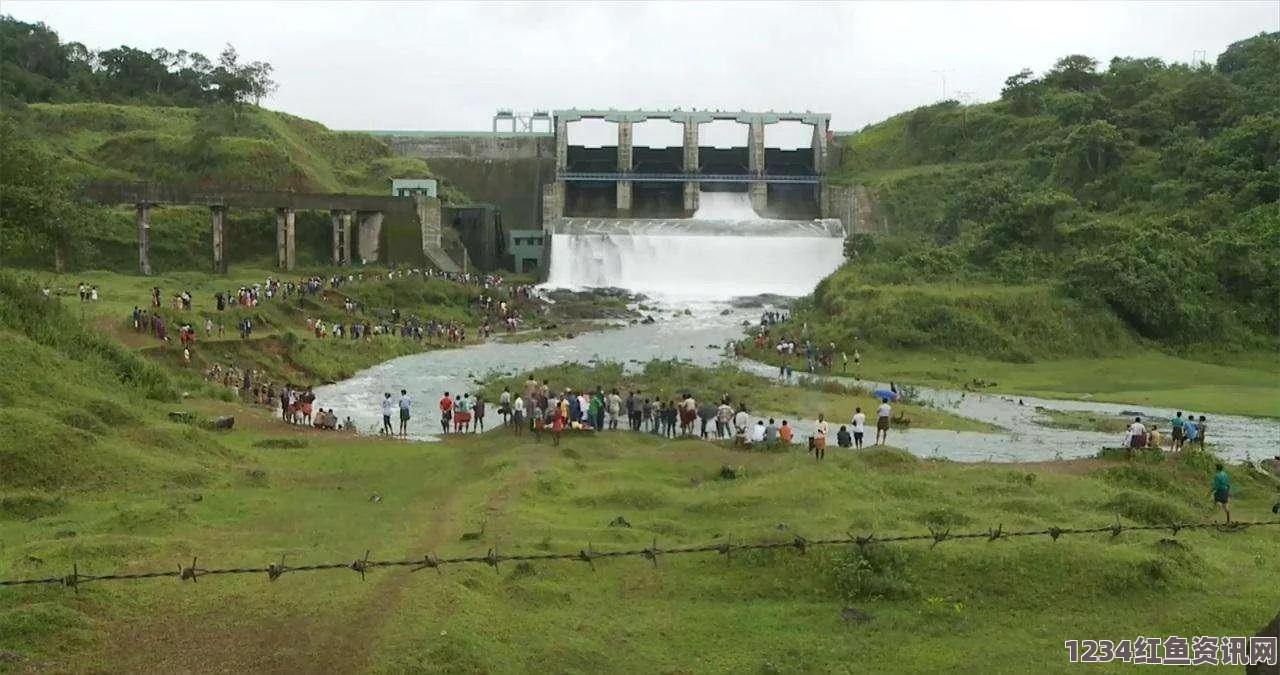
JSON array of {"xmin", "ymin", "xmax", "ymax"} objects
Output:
[{"xmin": 0, "ymin": 14, "xmax": 277, "ymax": 108}]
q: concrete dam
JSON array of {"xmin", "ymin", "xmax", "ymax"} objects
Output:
[{"xmin": 376, "ymin": 109, "xmax": 856, "ymax": 292}]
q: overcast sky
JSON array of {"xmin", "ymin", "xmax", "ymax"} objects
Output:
[{"xmin": 5, "ymin": 1, "xmax": 1277, "ymax": 147}]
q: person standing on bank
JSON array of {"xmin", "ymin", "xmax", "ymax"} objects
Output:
[
  {"xmin": 1212, "ymin": 463, "xmax": 1231, "ymax": 525},
  {"xmin": 813, "ymin": 414, "xmax": 829, "ymax": 461},
  {"xmin": 851, "ymin": 406, "xmax": 866, "ymax": 449},
  {"xmin": 875, "ymin": 398, "xmax": 892, "ymax": 446},
  {"xmin": 380, "ymin": 392, "xmax": 394, "ymax": 435},
  {"xmin": 398, "ymin": 388, "xmax": 412, "ymax": 437}
]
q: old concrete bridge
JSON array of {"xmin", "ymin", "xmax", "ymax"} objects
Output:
[{"xmin": 79, "ymin": 181, "xmax": 454, "ymax": 276}]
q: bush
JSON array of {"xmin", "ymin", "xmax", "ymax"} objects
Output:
[{"xmin": 827, "ymin": 544, "xmax": 915, "ymax": 601}]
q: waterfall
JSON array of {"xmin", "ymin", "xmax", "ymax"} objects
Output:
[{"xmin": 543, "ymin": 191, "xmax": 845, "ymax": 300}]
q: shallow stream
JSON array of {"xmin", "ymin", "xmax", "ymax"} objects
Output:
[{"xmin": 314, "ymin": 299, "xmax": 1279, "ymax": 464}]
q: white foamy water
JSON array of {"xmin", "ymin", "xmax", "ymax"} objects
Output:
[
  {"xmin": 692, "ymin": 191, "xmax": 762, "ymax": 220},
  {"xmin": 543, "ymin": 191, "xmax": 845, "ymax": 299}
]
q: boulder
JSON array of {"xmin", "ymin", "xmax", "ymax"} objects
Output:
[{"xmin": 207, "ymin": 416, "xmax": 235, "ymax": 431}]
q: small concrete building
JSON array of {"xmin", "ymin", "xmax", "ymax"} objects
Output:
[
  {"xmin": 507, "ymin": 229, "xmax": 545, "ymax": 275},
  {"xmin": 391, "ymin": 179, "xmax": 438, "ymax": 198}
]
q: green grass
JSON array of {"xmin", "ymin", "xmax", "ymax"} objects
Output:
[
  {"xmin": 24, "ymin": 268, "xmax": 634, "ymax": 391},
  {"xmin": 3, "ymin": 267, "xmax": 1279, "ymax": 671},
  {"xmin": 1034, "ymin": 409, "xmax": 1132, "ymax": 434},
  {"xmin": 1, "ymin": 415, "xmax": 1276, "ymax": 672},
  {"xmin": 25, "ymin": 102, "xmax": 452, "ymax": 196},
  {"xmin": 474, "ymin": 360, "xmax": 998, "ymax": 433},
  {"xmin": 744, "ymin": 346, "xmax": 1280, "ymax": 419},
  {"xmin": 802, "ymin": 277, "xmax": 1136, "ymax": 363}
]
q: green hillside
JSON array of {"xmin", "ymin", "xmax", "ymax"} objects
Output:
[
  {"xmin": 1, "ymin": 105, "xmax": 469, "ymax": 271},
  {"xmin": 0, "ymin": 15, "xmax": 466, "ymax": 272},
  {"xmin": 17, "ymin": 102, "xmax": 465, "ymax": 197},
  {"xmin": 811, "ymin": 32, "xmax": 1279, "ymax": 358}
]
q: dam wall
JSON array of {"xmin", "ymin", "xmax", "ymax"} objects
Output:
[
  {"xmin": 379, "ymin": 132, "xmax": 556, "ymax": 272},
  {"xmin": 371, "ymin": 111, "xmax": 854, "ymax": 275}
]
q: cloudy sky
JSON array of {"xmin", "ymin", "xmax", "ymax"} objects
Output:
[{"xmin": 4, "ymin": 1, "xmax": 1277, "ymax": 147}]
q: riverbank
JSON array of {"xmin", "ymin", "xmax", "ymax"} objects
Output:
[
  {"xmin": 739, "ymin": 343, "xmax": 1280, "ymax": 419},
  {"xmin": 474, "ymin": 359, "xmax": 998, "ymax": 433},
  {"xmin": 3, "ymin": 401, "xmax": 1277, "ymax": 671},
  {"xmin": 4, "ymin": 271, "xmax": 1279, "ymax": 671},
  {"xmin": 27, "ymin": 267, "xmax": 639, "ymax": 388}
]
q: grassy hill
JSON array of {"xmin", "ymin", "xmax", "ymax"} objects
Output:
[
  {"xmin": 1, "ymin": 102, "xmax": 470, "ymax": 271},
  {"xmin": 21, "ymin": 102, "xmax": 466, "ymax": 198},
  {"xmin": 807, "ymin": 32, "xmax": 1279, "ymax": 363},
  {"xmin": 1, "ymin": 215, "xmax": 1277, "ymax": 673}
]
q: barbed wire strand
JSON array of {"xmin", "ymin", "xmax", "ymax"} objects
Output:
[{"xmin": 2, "ymin": 520, "xmax": 1276, "ymax": 590}]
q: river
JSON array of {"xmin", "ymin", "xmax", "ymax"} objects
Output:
[{"xmin": 314, "ymin": 298, "xmax": 1280, "ymax": 464}]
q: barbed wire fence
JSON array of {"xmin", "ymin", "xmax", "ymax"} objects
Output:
[{"xmin": 3, "ymin": 519, "xmax": 1277, "ymax": 592}]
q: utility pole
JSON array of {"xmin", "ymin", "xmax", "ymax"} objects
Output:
[
  {"xmin": 932, "ymin": 69, "xmax": 955, "ymax": 101},
  {"xmin": 955, "ymin": 90, "xmax": 975, "ymax": 138}
]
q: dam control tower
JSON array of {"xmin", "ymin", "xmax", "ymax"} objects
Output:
[{"xmin": 542, "ymin": 109, "xmax": 831, "ymax": 223}]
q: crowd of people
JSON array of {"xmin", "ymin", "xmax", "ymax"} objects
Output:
[
  {"xmin": 122, "ymin": 267, "xmax": 544, "ymax": 420},
  {"xmin": 1121, "ymin": 411, "xmax": 1211, "ymax": 452},
  {"xmin": 728, "ymin": 311, "xmax": 861, "ymax": 378},
  {"xmin": 376, "ymin": 376, "xmax": 901, "ymax": 458}
]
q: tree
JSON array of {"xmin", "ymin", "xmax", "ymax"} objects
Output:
[
  {"xmin": 1215, "ymin": 31, "xmax": 1280, "ymax": 115},
  {"xmin": 1054, "ymin": 120, "xmax": 1130, "ymax": 191},
  {"xmin": 243, "ymin": 60, "xmax": 277, "ymax": 105},
  {"xmin": 0, "ymin": 119, "xmax": 86, "ymax": 271},
  {"xmin": 1044, "ymin": 54, "xmax": 1103, "ymax": 93},
  {"xmin": 1000, "ymin": 68, "xmax": 1043, "ymax": 116},
  {"xmin": 0, "ymin": 16, "xmax": 277, "ymax": 108}
]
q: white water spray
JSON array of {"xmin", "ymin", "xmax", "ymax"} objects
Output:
[
  {"xmin": 543, "ymin": 191, "xmax": 845, "ymax": 300},
  {"xmin": 691, "ymin": 191, "xmax": 761, "ymax": 220}
]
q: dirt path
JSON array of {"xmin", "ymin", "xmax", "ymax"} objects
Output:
[{"xmin": 83, "ymin": 439, "xmax": 545, "ymax": 674}]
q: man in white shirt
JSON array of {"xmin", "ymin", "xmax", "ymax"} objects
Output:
[
  {"xmin": 876, "ymin": 399, "xmax": 892, "ymax": 446},
  {"xmin": 499, "ymin": 387, "xmax": 512, "ymax": 426},
  {"xmin": 511, "ymin": 394, "xmax": 525, "ymax": 436},
  {"xmin": 715, "ymin": 400, "xmax": 734, "ymax": 439},
  {"xmin": 398, "ymin": 389, "xmax": 412, "ymax": 437},
  {"xmin": 851, "ymin": 407, "xmax": 867, "ymax": 449},
  {"xmin": 1126, "ymin": 417, "xmax": 1147, "ymax": 449},
  {"xmin": 750, "ymin": 420, "xmax": 766, "ymax": 444},
  {"xmin": 813, "ymin": 414, "xmax": 829, "ymax": 461},
  {"xmin": 380, "ymin": 392, "xmax": 394, "ymax": 435}
]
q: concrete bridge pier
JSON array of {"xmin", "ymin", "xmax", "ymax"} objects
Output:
[
  {"xmin": 211, "ymin": 205, "xmax": 227, "ymax": 274},
  {"xmin": 356, "ymin": 211, "xmax": 383, "ymax": 264},
  {"xmin": 136, "ymin": 202, "xmax": 152, "ymax": 276},
  {"xmin": 330, "ymin": 210, "xmax": 345, "ymax": 266},
  {"xmin": 341, "ymin": 211, "xmax": 353, "ymax": 265},
  {"xmin": 554, "ymin": 118, "xmax": 568, "ymax": 175},
  {"xmin": 682, "ymin": 120, "xmax": 700, "ymax": 212},
  {"xmin": 616, "ymin": 120, "xmax": 633, "ymax": 212},
  {"xmin": 542, "ymin": 181, "xmax": 564, "ymax": 225},
  {"xmin": 812, "ymin": 117, "xmax": 829, "ymax": 203},
  {"xmin": 747, "ymin": 120, "xmax": 768, "ymax": 213},
  {"xmin": 275, "ymin": 207, "xmax": 296, "ymax": 271}
]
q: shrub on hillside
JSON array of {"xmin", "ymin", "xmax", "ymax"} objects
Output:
[{"xmin": 0, "ymin": 272, "xmax": 178, "ymax": 401}]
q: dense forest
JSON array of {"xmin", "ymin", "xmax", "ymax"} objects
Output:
[
  {"xmin": 0, "ymin": 15, "xmax": 275, "ymax": 107},
  {"xmin": 815, "ymin": 31, "xmax": 1279, "ymax": 355}
]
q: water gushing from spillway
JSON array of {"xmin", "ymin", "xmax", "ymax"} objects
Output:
[
  {"xmin": 691, "ymin": 191, "xmax": 762, "ymax": 220},
  {"xmin": 543, "ymin": 191, "xmax": 845, "ymax": 300}
]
